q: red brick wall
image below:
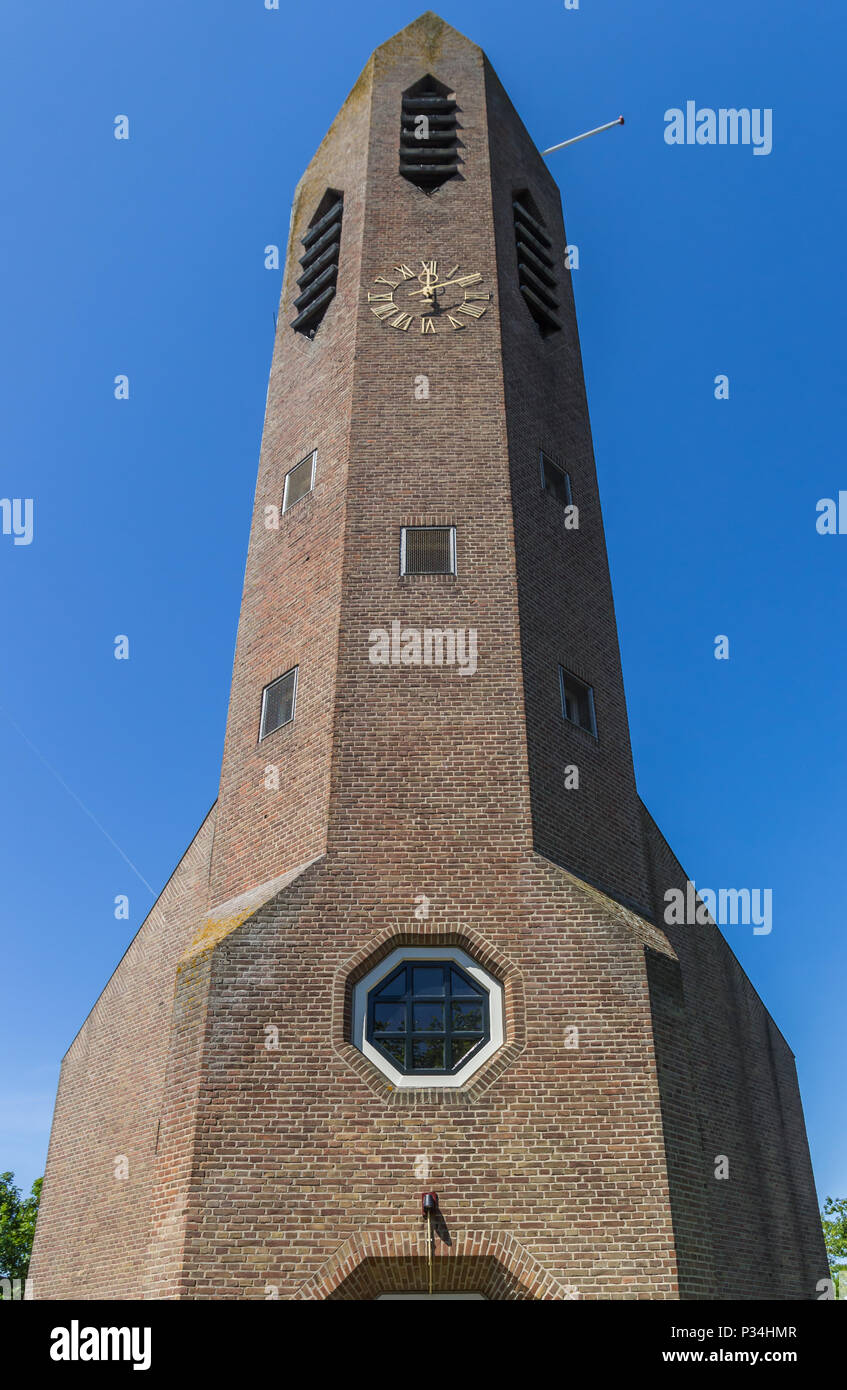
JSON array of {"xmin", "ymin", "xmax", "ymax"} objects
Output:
[
  {"xmin": 29, "ymin": 808, "xmax": 216, "ymax": 1299},
  {"xmin": 326, "ymin": 21, "xmax": 533, "ymax": 881},
  {"xmin": 640, "ymin": 805, "xmax": 829, "ymax": 1299},
  {"xmin": 207, "ymin": 57, "xmax": 372, "ymax": 906},
  {"xmin": 486, "ymin": 63, "xmax": 655, "ymax": 916},
  {"xmin": 148, "ymin": 856, "xmax": 681, "ymax": 1299}
]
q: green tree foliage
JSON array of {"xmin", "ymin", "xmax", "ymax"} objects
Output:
[
  {"xmin": 821, "ymin": 1196, "xmax": 847, "ymax": 1297},
  {"xmin": 0, "ymin": 1172, "xmax": 42, "ymax": 1286}
]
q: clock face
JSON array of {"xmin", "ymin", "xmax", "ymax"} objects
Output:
[{"xmin": 367, "ymin": 259, "xmax": 491, "ymax": 333}]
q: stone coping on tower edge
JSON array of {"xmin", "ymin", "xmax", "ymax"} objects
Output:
[
  {"xmin": 182, "ymin": 854, "xmax": 326, "ymax": 963},
  {"xmin": 530, "ymin": 852, "xmax": 678, "ymax": 961}
]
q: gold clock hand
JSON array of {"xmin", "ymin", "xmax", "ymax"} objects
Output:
[{"xmin": 408, "ymin": 278, "xmax": 465, "ymax": 296}]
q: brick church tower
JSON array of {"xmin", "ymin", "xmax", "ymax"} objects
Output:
[{"xmin": 31, "ymin": 13, "xmax": 827, "ymax": 1300}]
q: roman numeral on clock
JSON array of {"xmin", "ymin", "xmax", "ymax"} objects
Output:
[
  {"xmin": 446, "ymin": 315, "xmax": 466, "ymax": 330},
  {"xmin": 370, "ymin": 303, "xmax": 397, "ymax": 320},
  {"xmin": 456, "ymin": 300, "xmax": 487, "ymax": 318},
  {"xmin": 421, "ymin": 318, "xmax": 436, "ymax": 334},
  {"xmin": 390, "ymin": 312, "xmax": 413, "ymax": 331},
  {"xmin": 394, "ymin": 265, "xmax": 416, "ymax": 280},
  {"xmin": 454, "ymin": 272, "xmax": 483, "ymax": 286}
]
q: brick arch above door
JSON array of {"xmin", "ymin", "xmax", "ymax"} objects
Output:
[{"xmin": 295, "ymin": 1231, "xmax": 578, "ymax": 1300}]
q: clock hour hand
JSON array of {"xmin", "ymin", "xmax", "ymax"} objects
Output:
[{"xmin": 408, "ymin": 278, "xmax": 464, "ymax": 296}]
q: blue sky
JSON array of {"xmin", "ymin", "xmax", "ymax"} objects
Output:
[{"xmin": 1, "ymin": 0, "xmax": 844, "ymax": 1213}]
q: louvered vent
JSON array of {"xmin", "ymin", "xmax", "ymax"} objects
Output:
[
  {"xmin": 401, "ymin": 526, "xmax": 456, "ymax": 576},
  {"xmin": 513, "ymin": 191, "xmax": 561, "ymax": 336},
  {"xmin": 291, "ymin": 191, "xmax": 343, "ymax": 338},
  {"xmin": 399, "ymin": 75, "xmax": 460, "ymax": 192}
]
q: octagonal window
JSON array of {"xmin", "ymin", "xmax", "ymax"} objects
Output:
[
  {"xmin": 352, "ymin": 946, "xmax": 504, "ymax": 1089},
  {"xmin": 368, "ymin": 960, "xmax": 488, "ymax": 1076}
]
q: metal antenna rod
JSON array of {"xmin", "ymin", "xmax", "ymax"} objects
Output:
[{"xmin": 541, "ymin": 116, "xmax": 624, "ymax": 156}]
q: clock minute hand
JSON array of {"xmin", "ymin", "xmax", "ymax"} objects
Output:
[{"xmin": 408, "ymin": 278, "xmax": 465, "ymax": 296}]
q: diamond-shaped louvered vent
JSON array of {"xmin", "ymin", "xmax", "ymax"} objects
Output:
[
  {"xmin": 401, "ymin": 526, "xmax": 456, "ymax": 576},
  {"xmin": 399, "ymin": 75, "xmax": 460, "ymax": 192},
  {"xmin": 513, "ymin": 192, "xmax": 561, "ymax": 336},
  {"xmin": 291, "ymin": 191, "xmax": 343, "ymax": 338}
]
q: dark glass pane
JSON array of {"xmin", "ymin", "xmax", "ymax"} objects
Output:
[
  {"xmin": 261, "ymin": 670, "xmax": 296, "ymax": 738},
  {"xmin": 413, "ymin": 1002, "xmax": 444, "ymax": 1032},
  {"xmin": 374, "ymin": 968, "xmax": 406, "ymax": 997},
  {"xmin": 373, "ymin": 1002, "xmax": 406, "ymax": 1033},
  {"xmin": 450, "ymin": 967, "xmax": 481, "ymax": 996},
  {"xmin": 380, "ymin": 1038, "xmax": 406, "ymax": 1067},
  {"xmin": 412, "ymin": 1039, "xmax": 445, "ymax": 1070},
  {"xmin": 451, "ymin": 1037, "xmax": 479, "ymax": 1064},
  {"xmin": 412, "ymin": 967, "xmax": 445, "ymax": 996},
  {"xmin": 562, "ymin": 674, "xmax": 593, "ymax": 733},
  {"xmin": 452, "ymin": 1001, "xmax": 483, "ymax": 1032},
  {"xmin": 565, "ymin": 684, "xmax": 585, "ymax": 728},
  {"xmin": 284, "ymin": 454, "xmax": 314, "ymax": 510},
  {"xmin": 543, "ymin": 458, "xmax": 570, "ymax": 507}
]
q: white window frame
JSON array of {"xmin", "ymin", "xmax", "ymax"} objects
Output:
[
  {"xmin": 259, "ymin": 665, "xmax": 298, "ymax": 741},
  {"xmin": 351, "ymin": 945, "xmax": 504, "ymax": 1089},
  {"xmin": 399, "ymin": 525, "xmax": 457, "ymax": 576},
  {"xmin": 282, "ymin": 450, "xmax": 317, "ymax": 513}
]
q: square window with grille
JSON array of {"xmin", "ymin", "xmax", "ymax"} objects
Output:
[
  {"xmin": 400, "ymin": 526, "xmax": 456, "ymax": 576},
  {"xmin": 259, "ymin": 667, "xmax": 298, "ymax": 740},
  {"xmin": 559, "ymin": 667, "xmax": 596, "ymax": 736},
  {"xmin": 540, "ymin": 453, "xmax": 572, "ymax": 508},
  {"xmin": 282, "ymin": 452, "xmax": 316, "ymax": 513}
]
